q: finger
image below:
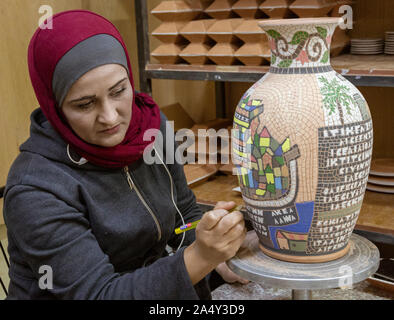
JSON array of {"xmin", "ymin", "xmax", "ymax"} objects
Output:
[
  {"xmin": 210, "ymin": 226, "xmax": 246, "ymax": 262},
  {"xmin": 236, "ymin": 276, "xmax": 250, "ymax": 285},
  {"xmin": 224, "ymin": 227, "xmax": 247, "ymax": 257},
  {"xmin": 222, "ymin": 221, "xmax": 246, "ymax": 244},
  {"xmin": 214, "ymin": 201, "xmax": 236, "ymax": 211},
  {"xmin": 215, "ymin": 211, "xmax": 244, "ymax": 235},
  {"xmin": 222, "ymin": 265, "xmax": 249, "ymax": 284},
  {"xmin": 198, "ymin": 209, "xmax": 229, "ymax": 230}
]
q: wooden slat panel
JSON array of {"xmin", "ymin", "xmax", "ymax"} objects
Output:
[
  {"xmin": 0, "ymin": 201, "xmax": 3, "ymax": 225},
  {"xmin": 350, "ymin": 0, "xmax": 394, "ymax": 38},
  {"xmin": 0, "ymin": 0, "xmax": 83, "ymax": 189},
  {"xmin": 0, "ymin": 225, "xmax": 9, "ymax": 299},
  {"xmin": 357, "ymin": 86, "xmax": 394, "ymax": 159}
]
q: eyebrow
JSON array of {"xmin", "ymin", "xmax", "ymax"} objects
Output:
[
  {"xmin": 69, "ymin": 77, "xmax": 128, "ymax": 103},
  {"xmin": 109, "ymin": 77, "xmax": 128, "ymax": 91}
]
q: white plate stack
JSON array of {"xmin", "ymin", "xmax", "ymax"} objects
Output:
[
  {"xmin": 350, "ymin": 38, "xmax": 384, "ymax": 55},
  {"xmin": 385, "ymin": 31, "xmax": 394, "ymax": 55}
]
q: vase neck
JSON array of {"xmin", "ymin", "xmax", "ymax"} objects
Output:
[{"xmin": 260, "ymin": 19, "xmax": 339, "ymax": 73}]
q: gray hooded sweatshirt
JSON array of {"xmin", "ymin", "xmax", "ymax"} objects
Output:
[{"xmin": 3, "ymin": 108, "xmax": 210, "ymax": 300}]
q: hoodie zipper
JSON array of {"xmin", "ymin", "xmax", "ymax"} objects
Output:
[{"xmin": 123, "ymin": 166, "xmax": 162, "ymax": 241}]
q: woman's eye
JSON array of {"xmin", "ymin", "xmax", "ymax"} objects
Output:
[
  {"xmin": 78, "ymin": 101, "xmax": 93, "ymax": 109},
  {"xmin": 112, "ymin": 88, "xmax": 126, "ymax": 96}
]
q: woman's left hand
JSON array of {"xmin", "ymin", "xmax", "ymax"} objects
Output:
[{"xmin": 215, "ymin": 262, "xmax": 250, "ymax": 285}]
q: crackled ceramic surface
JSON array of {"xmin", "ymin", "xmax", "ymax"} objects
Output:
[{"xmin": 232, "ymin": 18, "xmax": 373, "ymax": 263}]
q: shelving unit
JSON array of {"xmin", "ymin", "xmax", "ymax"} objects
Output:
[
  {"xmin": 135, "ymin": 0, "xmax": 232, "ymax": 117},
  {"xmin": 145, "ymin": 57, "xmax": 394, "ymax": 86},
  {"xmin": 135, "ymin": 1, "xmax": 394, "ymax": 97},
  {"xmin": 134, "ymin": 0, "xmax": 394, "ymax": 243}
]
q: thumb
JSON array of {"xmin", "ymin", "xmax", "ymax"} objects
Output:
[
  {"xmin": 214, "ymin": 201, "xmax": 236, "ymax": 211},
  {"xmin": 216, "ymin": 262, "xmax": 250, "ymax": 284}
]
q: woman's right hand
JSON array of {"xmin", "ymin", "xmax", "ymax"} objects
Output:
[{"xmin": 184, "ymin": 201, "xmax": 247, "ymax": 285}]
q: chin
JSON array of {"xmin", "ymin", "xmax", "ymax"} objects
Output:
[
  {"xmin": 98, "ymin": 138, "xmax": 122, "ymax": 147},
  {"xmin": 98, "ymin": 133, "xmax": 126, "ymax": 147},
  {"xmin": 99, "ymin": 141, "xmax": 119, "ymax": 147}
]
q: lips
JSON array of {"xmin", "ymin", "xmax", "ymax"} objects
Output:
[{"xmin": 100, "ymin": 124, "xmax": 120, "ymax": 134}]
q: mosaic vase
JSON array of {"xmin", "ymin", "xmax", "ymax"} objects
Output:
[{"xmin": 232, "ymin": 18, "xmax": 373, "ymax": 263}]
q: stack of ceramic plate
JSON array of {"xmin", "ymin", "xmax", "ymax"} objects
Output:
[
  {"xmin": 350, "ymin": 38, "xmax": 384, "ymax": 55},
  {"xmin": 367, "ymin": 158, "xmax": 394, "ymax": 194},
  {"xmin": 384, "ymin": 31, "xmax": 394, "ymax": 55}
]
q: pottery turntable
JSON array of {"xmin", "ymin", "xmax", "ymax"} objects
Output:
[{"xmin": 226, "ymin": 231, "xmax": 379, "ymax": 300}]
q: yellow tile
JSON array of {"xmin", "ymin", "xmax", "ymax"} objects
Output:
[
  {"xmin": 260, "ymin": 137, "xmax": 270, "ymax": 147},
  {"xmin": 282, "ymin": 138, "xmax": 290, "ymax": 152}
]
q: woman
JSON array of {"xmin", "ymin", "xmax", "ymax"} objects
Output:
[{"xmin": 2, "ymin": 10, "xmax": 247, "ymax": 299}]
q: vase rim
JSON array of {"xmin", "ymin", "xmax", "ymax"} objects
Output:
[{"xmin": 258, "ymin": 17, "xmax": 343, "ymax": 28}]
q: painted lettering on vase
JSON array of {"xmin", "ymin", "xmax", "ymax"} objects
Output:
[{"xmin": 308, "ymin": 119, "xmax": 373, "ymax": 254}]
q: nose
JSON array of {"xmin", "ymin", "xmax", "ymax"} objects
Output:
[{"xmin": 97, "ymin": 99, "xmax": 118, "ymax": 126}]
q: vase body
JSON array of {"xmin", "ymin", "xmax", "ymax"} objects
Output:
[{"xmin": 233, "ymin": 18, "xmax": 373, "ymax": 263}]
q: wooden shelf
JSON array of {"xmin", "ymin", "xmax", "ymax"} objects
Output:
[
  {"xmin": 332, "ymin": 54, "xmax": 394, "ymax": 86},
  {"xmin": 145, "ymin": 63, "xmax": 269, "ymax": 82},
  {"xmin": 145, "ymin": 54, "xmax": 394, "ymax": 87},
  {"xmin": 356, "ymin": 190, "xmax": 394, "ymax": 239},
  {"xmin": 331, "ymin": 54, "xmax": 394, "ymax": 76}
]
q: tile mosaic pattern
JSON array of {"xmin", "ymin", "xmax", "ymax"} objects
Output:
[
  {"xmin": 270, "ymin": 65, "xmax": 333, "ymax": 74},
  {"xmin": 265, "ymin": 22, "xmax": 336, "ymax": 70},
  {"xmin": 233, "ymin": 20, "xmax": 373, "ymax": 260}
]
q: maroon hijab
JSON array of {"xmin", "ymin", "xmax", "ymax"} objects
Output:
[{"xmin": 28, "ymin": 10, "xmax": 161, "ymax": 168}]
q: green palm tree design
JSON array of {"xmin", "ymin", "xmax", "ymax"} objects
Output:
[{"xmin": 318, "ymin": 76, "xmax": 356, "ymax": 125}]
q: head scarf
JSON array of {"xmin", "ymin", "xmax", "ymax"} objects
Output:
[
  {"xmin": 27, "ymin": 10, "xmax": 161, "ymax": 168},
  {"xmin": 52, "ymin": 33, "xmax": 131, "ymax": 109}
]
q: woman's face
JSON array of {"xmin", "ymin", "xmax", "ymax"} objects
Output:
[{"xmin": 61, "ymin": 64, "xmax": 133, "ymax": 147}]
